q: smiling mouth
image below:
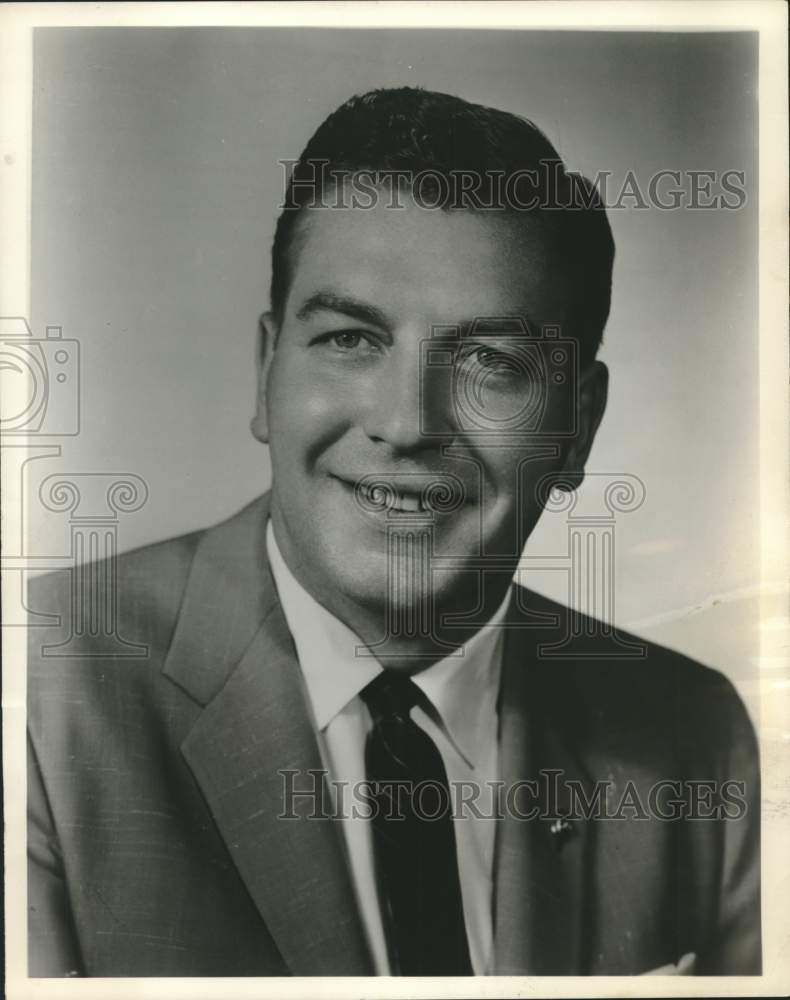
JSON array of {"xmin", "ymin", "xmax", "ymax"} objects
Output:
[
  {"xmin": 332, "ymin": 473, "xmax": 469, "ymax": 518},
  {"xmin": 356, "ymin": 481, "xmax": 427, "ymax": 514}
]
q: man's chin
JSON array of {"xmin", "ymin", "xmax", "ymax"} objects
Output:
[{"xmin": 323, "ymin": 553, "xmax": 472, "ymax": 618}]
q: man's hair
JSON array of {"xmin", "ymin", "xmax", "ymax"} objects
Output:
[{"xmin": 271, "ymin": 87, "xmax": 614, "ymax": 365}]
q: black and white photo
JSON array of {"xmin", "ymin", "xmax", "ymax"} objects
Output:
[{"xmin": 2, "ymin": 3, "xmax": 788, "ymax": 996}]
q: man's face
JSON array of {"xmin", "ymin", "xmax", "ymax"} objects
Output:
[{"xmin": 255, "ymin": 195, "xmax": 606, "ymax": 619}]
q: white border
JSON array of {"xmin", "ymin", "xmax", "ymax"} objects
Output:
[{"xmin": 2, "ymin": 3, "xmax": 788, "ymax": 999}]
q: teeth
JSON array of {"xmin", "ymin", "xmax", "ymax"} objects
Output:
[
  {"xmin": 361, "ymin": 484, "xmax": 425, "ymax": 512},
  {"xmin": 393, "ymin": 493, "xmax": 421, "ymax": 513}
]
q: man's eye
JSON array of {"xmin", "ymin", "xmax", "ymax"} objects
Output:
[
  {"xmin": 322, "ymin": 330, "xmax": 380, "ymax": 354},
  {"xmin": 332, "ymin": 331, "xmax": 364, "ymax": 350},
  {"xmin": 464, "ymin": 345, "xmax": 522, "ymax": 375}
]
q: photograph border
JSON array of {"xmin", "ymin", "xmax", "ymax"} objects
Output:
[{"xmin": 2, "ymin": 3, "xmax": 788, "ymax": 999}]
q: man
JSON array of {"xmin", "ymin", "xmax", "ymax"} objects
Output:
[{"xmin": 27, "ymin": 87, "xmax": 760, "ymax": 977}]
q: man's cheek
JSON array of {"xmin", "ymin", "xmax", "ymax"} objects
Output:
[
  {"xmin": 271, "ymin": 400, "xmax": 350, "ymax": 471},
  {"xmin": 280, "ymin": 358, "xmax": 350, "ymax": 416},
  {"xmin": 270, "ymin": 374, "xmax": 338, "ymax": 431},
  {"xmin": 480, "ymin": 452, "xmax": 561, "ymax": 525},
  {"xmin": 302, "ymin": 391, "xmax": 345, "ymax": 423}
]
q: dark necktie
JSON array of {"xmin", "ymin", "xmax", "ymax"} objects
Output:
[{"xmin": 360, "ymin": 670, "xmax": 473, "ymax": 976}]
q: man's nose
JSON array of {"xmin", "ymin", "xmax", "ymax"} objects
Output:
[{"xmin": 361, "ymin": 345, "xmax": 454, "ymax": 452}]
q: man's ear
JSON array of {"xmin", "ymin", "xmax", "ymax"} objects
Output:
[
  {"xmin": 557, "ymin": 360, "xmax": 608, "ymax": 492},
  {"xmin": 250, "ymin": 312, "xmax": 277, "ymax": 444}
]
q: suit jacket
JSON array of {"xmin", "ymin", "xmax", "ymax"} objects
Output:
[{"xmin": 27, "ymin": 494, "xmax": 761, "ymax": 977}]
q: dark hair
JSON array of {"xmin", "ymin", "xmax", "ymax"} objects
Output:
[{"xmin": 271, "ymin": 87, "xmax": 614, "ymax": 365}]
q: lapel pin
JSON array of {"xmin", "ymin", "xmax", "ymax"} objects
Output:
[{"xmin": 549, "ymin": 817, "xmax": 575, "ymax": 849}]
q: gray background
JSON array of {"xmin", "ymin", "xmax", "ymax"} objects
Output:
[{"xmin": 28, "ymin": 28, "xmax": 760, "ymax": 703}]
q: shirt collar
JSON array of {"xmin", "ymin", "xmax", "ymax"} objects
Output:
[
  {"xmin": 411, "ymin": 597, "xmax": 508, "ymax": 768},
  {"xmin": 266, "ymin": 521, "xmax": 510, "ymax": 768}
]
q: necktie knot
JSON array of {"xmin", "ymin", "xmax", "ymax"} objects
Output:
[{"xmin": 361, "ymin": 670, "xmax": 422, "ymax": 724}]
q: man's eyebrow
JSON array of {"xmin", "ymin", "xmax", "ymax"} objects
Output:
[
  {"xmin": 295, "ymin": 291, "xmax": 393, "ymax": 331},
  {"xmin": 461, "ymin": 315, "xmax": 539, "ymax": 336}
]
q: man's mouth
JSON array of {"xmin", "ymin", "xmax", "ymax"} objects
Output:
[
  {"xmin": 331, "ymin": 474, "xmax": 468, "ymax": 516},
  {"xmin": 356, "ymin": 481, "xmax": 427, "ymax": 514}
]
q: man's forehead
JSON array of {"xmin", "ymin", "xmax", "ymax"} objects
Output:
[{"xmin": 284, "ymin": 198, "xmax": 571, "ymax": 327}]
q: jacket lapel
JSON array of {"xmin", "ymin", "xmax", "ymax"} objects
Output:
[
  {"xmin": 163, "ymin": 495, "xmax": 373, "ymax": 975},
  {"xmin": 162, "ymin": 497, "xmax": 596, "ymax": 975},
  {"xmin": 493, "ymin": 601, "xmax": 593, "ymax": 975}
]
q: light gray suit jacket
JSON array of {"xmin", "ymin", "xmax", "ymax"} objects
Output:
[{"xmin": 27, "ymin": 494, "xmax": 761, "ymax": 976}]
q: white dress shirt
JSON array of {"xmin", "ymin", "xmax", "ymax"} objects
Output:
[{"xmin": 266, "ymin": 522, "xmax": 510, "ymax": 975}]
